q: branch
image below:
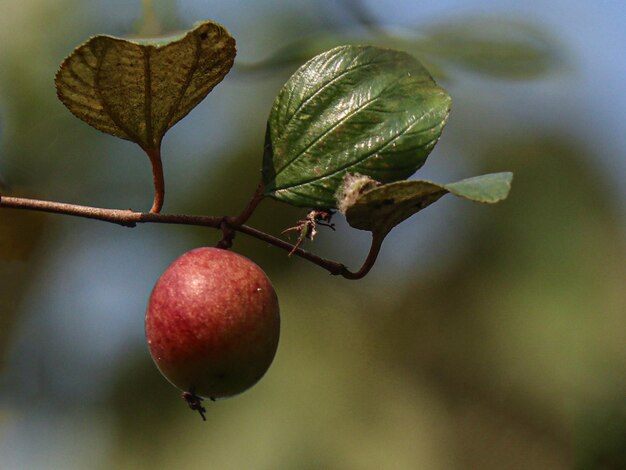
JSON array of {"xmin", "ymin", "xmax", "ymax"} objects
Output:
[{"xmin": 0, "ymin": 195, "xmax": 376, "ymax": 279}]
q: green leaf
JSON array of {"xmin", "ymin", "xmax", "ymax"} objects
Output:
[
  {"xmin": 445, "ymin": 172, "xmax": 514, "ymax": 203},
  {"xmin": 262, "ymin": 45, "xmax": 451, "ymax": 209},
  {"xmin": 55, "ymin": 20, "xmax": 236, "ymax": 150},
  {"xmin": 344, "ymin": 172, "xmax": 513, "ymax": 235},
  {"xmin": 418, "ymin": 18, "xmax": 557, "ymax": 79}
]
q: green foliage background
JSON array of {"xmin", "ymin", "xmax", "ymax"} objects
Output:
[{"xmin": 1, "ymin": 1, "xmax": 625, "ymax": 469}]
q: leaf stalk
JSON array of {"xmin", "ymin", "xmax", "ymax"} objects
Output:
[{"xmin": 146, "ymin": 147, "xmax": 165, "ymax": 213}]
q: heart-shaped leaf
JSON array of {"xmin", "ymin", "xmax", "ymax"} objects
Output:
[
  {"xmin": 262, "ymin": 45, "xmax": 451, "ymax": 209},
  {"xmin": 344, "ymin": 172, "xmax": 513, "ymax": 235},
  {"xmin": 55, "ymin": 20, "xmax": 236, "ymax": 150}
]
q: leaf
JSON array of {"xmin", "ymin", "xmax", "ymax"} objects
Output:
[
  {"xmin": 418, "ymin": 18, "xmax": 557, "ymax": 79},
  {"xmin": 344, "ymin": 172, "xmax": 513, "ymax": 235},
  {"xmin": 445, "ymin": 172, "xmax": 514, "ymax": 202},
  {"xmin": 55, "ymin": 20, "xmax": 236, "ymax": 150},
  {"xmin": 262, "ymin": 45, "xmax": 451, "ymax": 209}
]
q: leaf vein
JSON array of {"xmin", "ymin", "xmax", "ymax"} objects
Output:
[
  {"xmin": 280, "ymin": 117, "xmax": 442, "ymax": 191},
  {"xmin": 159, "ymin": 33, "xmax": 202, "ymax": 138},
  {"xmin": 93, "ymin": 42, "xmax": 141, "ymax": 145},
  {"xmin": 278, "ymin": 56, "xmax": 400, "ymax": 133}
]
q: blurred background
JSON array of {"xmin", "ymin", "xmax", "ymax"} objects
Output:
[{"xmin": 1, "ymin": 0, "xmax": 625, "ymax": 468}]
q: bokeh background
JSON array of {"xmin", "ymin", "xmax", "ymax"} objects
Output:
[{"xmin": 1, "ymin": 1, "xmax": 625, "ymax": 468}]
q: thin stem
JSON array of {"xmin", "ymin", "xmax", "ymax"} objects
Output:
[
  {"xmin": 235, "ymin": 223, "xmax": 347, "ymax": 276},
  {"xmin": 340, "ymin": 233, "xmax": 384, "ymax": 280},
  {"xmin": 0, "ymin": 195, "xmax": 374, "ymax": 280},
  {"xmin": 146, "ymin": 147, "xmax": 164, "ymax": 214},
  {"xmin": 230, "ymin": 182, "xmax": 265, "ymax": 226}
]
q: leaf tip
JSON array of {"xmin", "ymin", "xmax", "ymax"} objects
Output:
[
  {"xmin": 492, "ymin": 171, "xmax": 514, "ymax": 202},
  {"xmin": 445, "ymin": 171, "xmax": 514, "ymax": 204}
]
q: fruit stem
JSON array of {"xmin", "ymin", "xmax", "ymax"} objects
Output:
[
  {"xmin": 182, "ymin": 390, "xmax": 207, "ymax": 421},
  {"xmin": 217, "ymin": 182, "xmax": 265, "ymax": 248},
  {"xmin": 216, "ymin": 217, "xmax": 236, "ymax": 249}
]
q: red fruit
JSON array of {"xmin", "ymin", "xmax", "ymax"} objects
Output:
[{"xmin": 145, "ymin": 247, "xmax": 280, "ymax": 401}]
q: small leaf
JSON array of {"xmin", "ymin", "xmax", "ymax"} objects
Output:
[
  {"xmin": 262, "ymin": 45, "xmax": 451, "ymax": 209},
  {"xmin": 445, "ymin": 172, "xmax": 514, "ymax": 203},
  {"xmin": 345, "ymin": 172, "xmax": 513, "ymax": 235},
  {"xmin": 55, "ymin": 20, "xmax": 236, "ymax": 150},
  {"xmin": 344, "ymin": 179, "xmax": 447, "ymax": 235}
]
